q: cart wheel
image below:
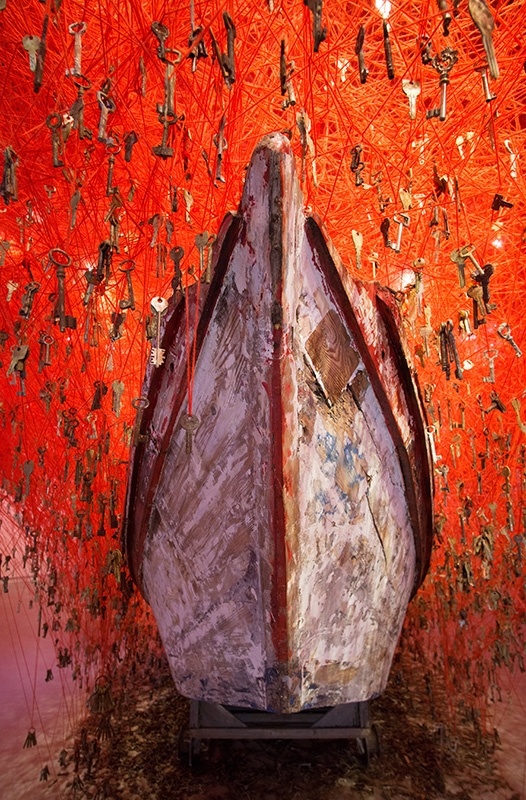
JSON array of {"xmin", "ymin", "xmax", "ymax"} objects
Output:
[{"xmin": 357, "ymin": 724, "xmax": 380, "ymax": 766}]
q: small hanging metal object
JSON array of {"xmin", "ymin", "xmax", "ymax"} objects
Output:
[{"xmin": 87, "ymin": 675, "xmax": 115, "ymax": 715}]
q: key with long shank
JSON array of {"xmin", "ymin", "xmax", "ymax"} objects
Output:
[
  {"xmin": 497, "ymin": 323, "xmax": 522, "ymax": 357},
  {"xmin": 70, "ymin": 75, "xmax": 92, "ymax": 140},
  {"xmin": 97, "ymin": 90, "xmax": 116, "ymax": 143},
  {"xmin": 119, "ymin": 260, "xmax": 136, "ymax": 310},
  {"xmin": 150, "ymin": 297, "xmax": 168, "ymax": 367},
  {"xmin": 132, "ymin": 397, "xmax": 150, "ymax": 446},
  {"xmin": 46, "ymin": 114, "xmax": 64, "ymax": 167},
  {"xmin": 459, "ymin": 243, "xmax": 484, "ymax": 275},
  {"xmin": 450, "ymin": 249, "xmax": 467, "ymax": 287},
  {"xmin": 112, "ymin": 380, "xmax": 125, "ymax": 417},
  {"xmin": 68, "ymin": 22, "xmax": 86, "ymax": 77},
  {"xmin": 6, "ymin": 280, "xmax": 18, "ymax": 301}
]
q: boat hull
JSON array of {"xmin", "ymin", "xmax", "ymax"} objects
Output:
[{"xmin": 124, "ymin": 133, "xmax": 433, "ymax": 713}]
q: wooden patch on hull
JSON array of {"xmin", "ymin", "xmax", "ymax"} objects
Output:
[{"xmin": 123, "ymin": 132, "xmax": 434, "ymax": 713}]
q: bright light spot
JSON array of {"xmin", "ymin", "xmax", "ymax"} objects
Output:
[
  {"xmin": 492, "ymin": 238, "xmax": 503, "ymax": 249},
  {"xmin": 376, "ymin": 0, "xmax": 391, "ymax": 18}
]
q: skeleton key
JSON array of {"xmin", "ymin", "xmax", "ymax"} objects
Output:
[
  {"xmin": 482, "ymin": 348, "xmax": 498, "ymax": 383},
  {"xmin": 19, "ymin": 281, "xmax": 40, "ymax": 319},
  {"xmin": 112, "ymin": 380, "xmax": 125, "ymax": 417},
  {"xmin": 50, "ymin": 248, "xmax": 76, "ymax": 332},
  {"xmin": 170, "ymin": 245, "xmax": 184, "ymax": 293},
  {"xmin": 150, "ymin": 297, "xmax": 168, "ymax": 367},
  {"xmin": 350, "ymin": 144, "xmax": 365, "ymax": 187},
  {"xmin": 132, "ymin": 397, "xmax": 150, "ymax": 446},
  {"xmin": 97, "ymin": 90, "xmax": 116, "ymax": 143},
  {"xmin": 22, "ymin": 460, "xmax": 34, "ymax": 499},
  {"xmin": 151, "ymin": 21, "xmax": 170, "ymax": 62},
  {"xmin": 68, "ymin": 22, "xmax": 86, "ymax": 77},
  {"xmin": 165, "ymin": 219, "xmax": 174, "ymax": 244},
  {"xmin": 22, "ymin": 35, "xmax": 40, "ymax": 72},
  {"xmin": 426, "ymin": 47, "xmax": 458, "ymax": 122},
  {"xmin": 6, "ymin": 280, "xmax": 18, "ymax": 301},
  {"xmin": 38, "ymin": 332, "xmax": 54, "ymax": 371},
  {"xmin": 393, "ymin": 214, "xmax": 410, "ymax": 253},
  {"xmin": 180, "ymin": 413, "xmax": 199, "ymax": 454},
  {"xmin": 70, "ymin": 75, "xmax": 92, "ymax": 140},
  {"xmin": 497, "ymin": 323, "xmax": 522, "ymax": 357},
  {"xmin": 119, "ymin": 260, "xmax": 136, "ymax": 310},
  {"xmin": 46, "ymin": 114, "xmax": 64, "ymax": 167},
  {"xmin": 351, "ymin": 230, "xmax": 363, "ymax": 270},
  {"xmin": 402, "ymin": 80, "xmax": 420, "ymax": 120}
]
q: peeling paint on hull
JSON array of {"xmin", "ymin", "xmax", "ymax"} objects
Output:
[{"xmin": 124, "ymin": 133, "xmax": 434, "ymax": 714}]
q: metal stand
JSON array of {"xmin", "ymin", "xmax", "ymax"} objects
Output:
[{"xmin": 179, "ymin": 699, "xmax": 379, "ymax": 765}]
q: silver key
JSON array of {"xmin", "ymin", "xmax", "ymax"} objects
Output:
[
  {"xmin": 482, "ymin": 348, "xmax": 498, "ymax": 383},
  {"xmin": 68, "ymin": 22, "xmax": 86, "ymax": 77},
  {"xmin": 150, "ymin": 297, "xmax": 168, "ymax": 367},
  {"xmin": 22, "ymin": 35, "xmax": 40, "ymax": 72},
  {"xmin": 497, "ymin": 323, "xmax": 522, "ymax": 357},
  {"xmin": 402, "ymin": 79, "xmax": 420, "ymax": 120},
  {"xmin": 351, "ymin": 229, "xmax": 363, "ymax": 270}
]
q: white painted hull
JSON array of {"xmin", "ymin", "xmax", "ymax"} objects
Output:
[{"xmin": 124, "ymin": 133, "xmax": 433, "ymax": 712}]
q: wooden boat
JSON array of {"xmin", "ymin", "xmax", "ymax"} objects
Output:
[{"xmin": 123, "ymin": 132, "xmax": 434, "ymax": 714}]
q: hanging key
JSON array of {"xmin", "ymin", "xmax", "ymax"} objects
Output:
[
  {"xmin": 210, "ymin": 12, "xmax": 237, "ymax": 86},
  {"xmin": 22, "ymin": 35, "xmax": 40, "ymax": 73},
  {"xmin": 350, "ymin": 144, "xmax": 365, "ymax": 187},
  {"xmin": 382, "ymin": 19, "xmax": 395, "ymax": 79},
  {"xmin": 392, "ymin": 213, "xmax": 410, "ymax": 253},
  {"xmin": 111, "ymin": 380, "xmax": 124, "ymax": 417},
  {"xmin": 0, "ymin": 146, "xmax": 18, "ymax": 205},
  {"xmin": 22, "ymin": 460, "xmax": 34, "ymax": 500},
  {"xmin": 180, "ymin": 413, "xmax": 199, "ymax": 455},
  {"xmin": 213, "ymin": 115, "xmax": 227, "ymax": 183},
  {"xmin": 170, "ymin": 245, "xmax": 184, "ymax": 294},
  {"xmin": 280, "ymin": 39, "xmax": 297, "ymax": 107},
  {"xmin": 354, "ymin": 25, "xmax": 368, "ymax": 84},
  {"xmin": 402, "ymin": 80, "xmax": 420, "ymax": 120},
  {"xmin": 38, "ymin": 332, "xmax": 54, "ymax": 371},
  {"xmin": 97, "ymin": 88, "xmax": 116, "ymax": 144},
  {"xmin": 118, "ymin": 260, "xmax": 135, "ymax": 310},
  {"xmin": 151, "ymin": 21, "xmax": 170, "ymax": 62},
  {"xmin": 33, "ymin": 15, "xmax": 49, "ymax": 93},
  {"xmin": 351, "ymin": 230, "xmax": 363, "ymax": 270},
  {"xmin": 132, "ymin": 397, "xmax": 150, "ymax": 446},
  {"xmin": 124, "ymin": 131, "xmax": 138, "ymax": 162},
  {"xmin": 497, "ymin": 323, "xmax": 522, "ymax": 357},
  {"xmin": 46, "ymin": 114, "xmax": 64, "ymax": 167},
  {"xmin": 150, "ymin": 297, "xmax": 169, "ymax": 367},
  {"xmin": 70, "ymin": 75, "xmax": 92, "ymax": 140},
  {"xmin": 50, "ymin": 248, "xmax": 76, "ymax": 332},
  {"xmin": 459, "ymin": 243, "xmax": 484, "ymax": 275},
  {"xmin": 148, "ymin": 214, "xmax": 162, "ymax": 248},
  {"xmin": 426, "ymin": 46, "xmax": 458, "ymax": 122},
  {"xmin": 195, "ymin": 231, "xmax": 211, "ymax": 282},
  {"xmin": 482, "ymin": 348, "xmax": 498, "ymax": 383},
  {"xmin": 68, "ymin": 22, "xmax": 86, "ymax": 77},
  {"xmin": 450, "ymin": 248, "xmax": 467, "ymax": 287},
  {"xmin": 19, "ymin": 281, "xmax": 40, "ymax": 319},
  {"xmin": 7, "ymin": 344, "xmax": 29, "ymax": 378}
]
